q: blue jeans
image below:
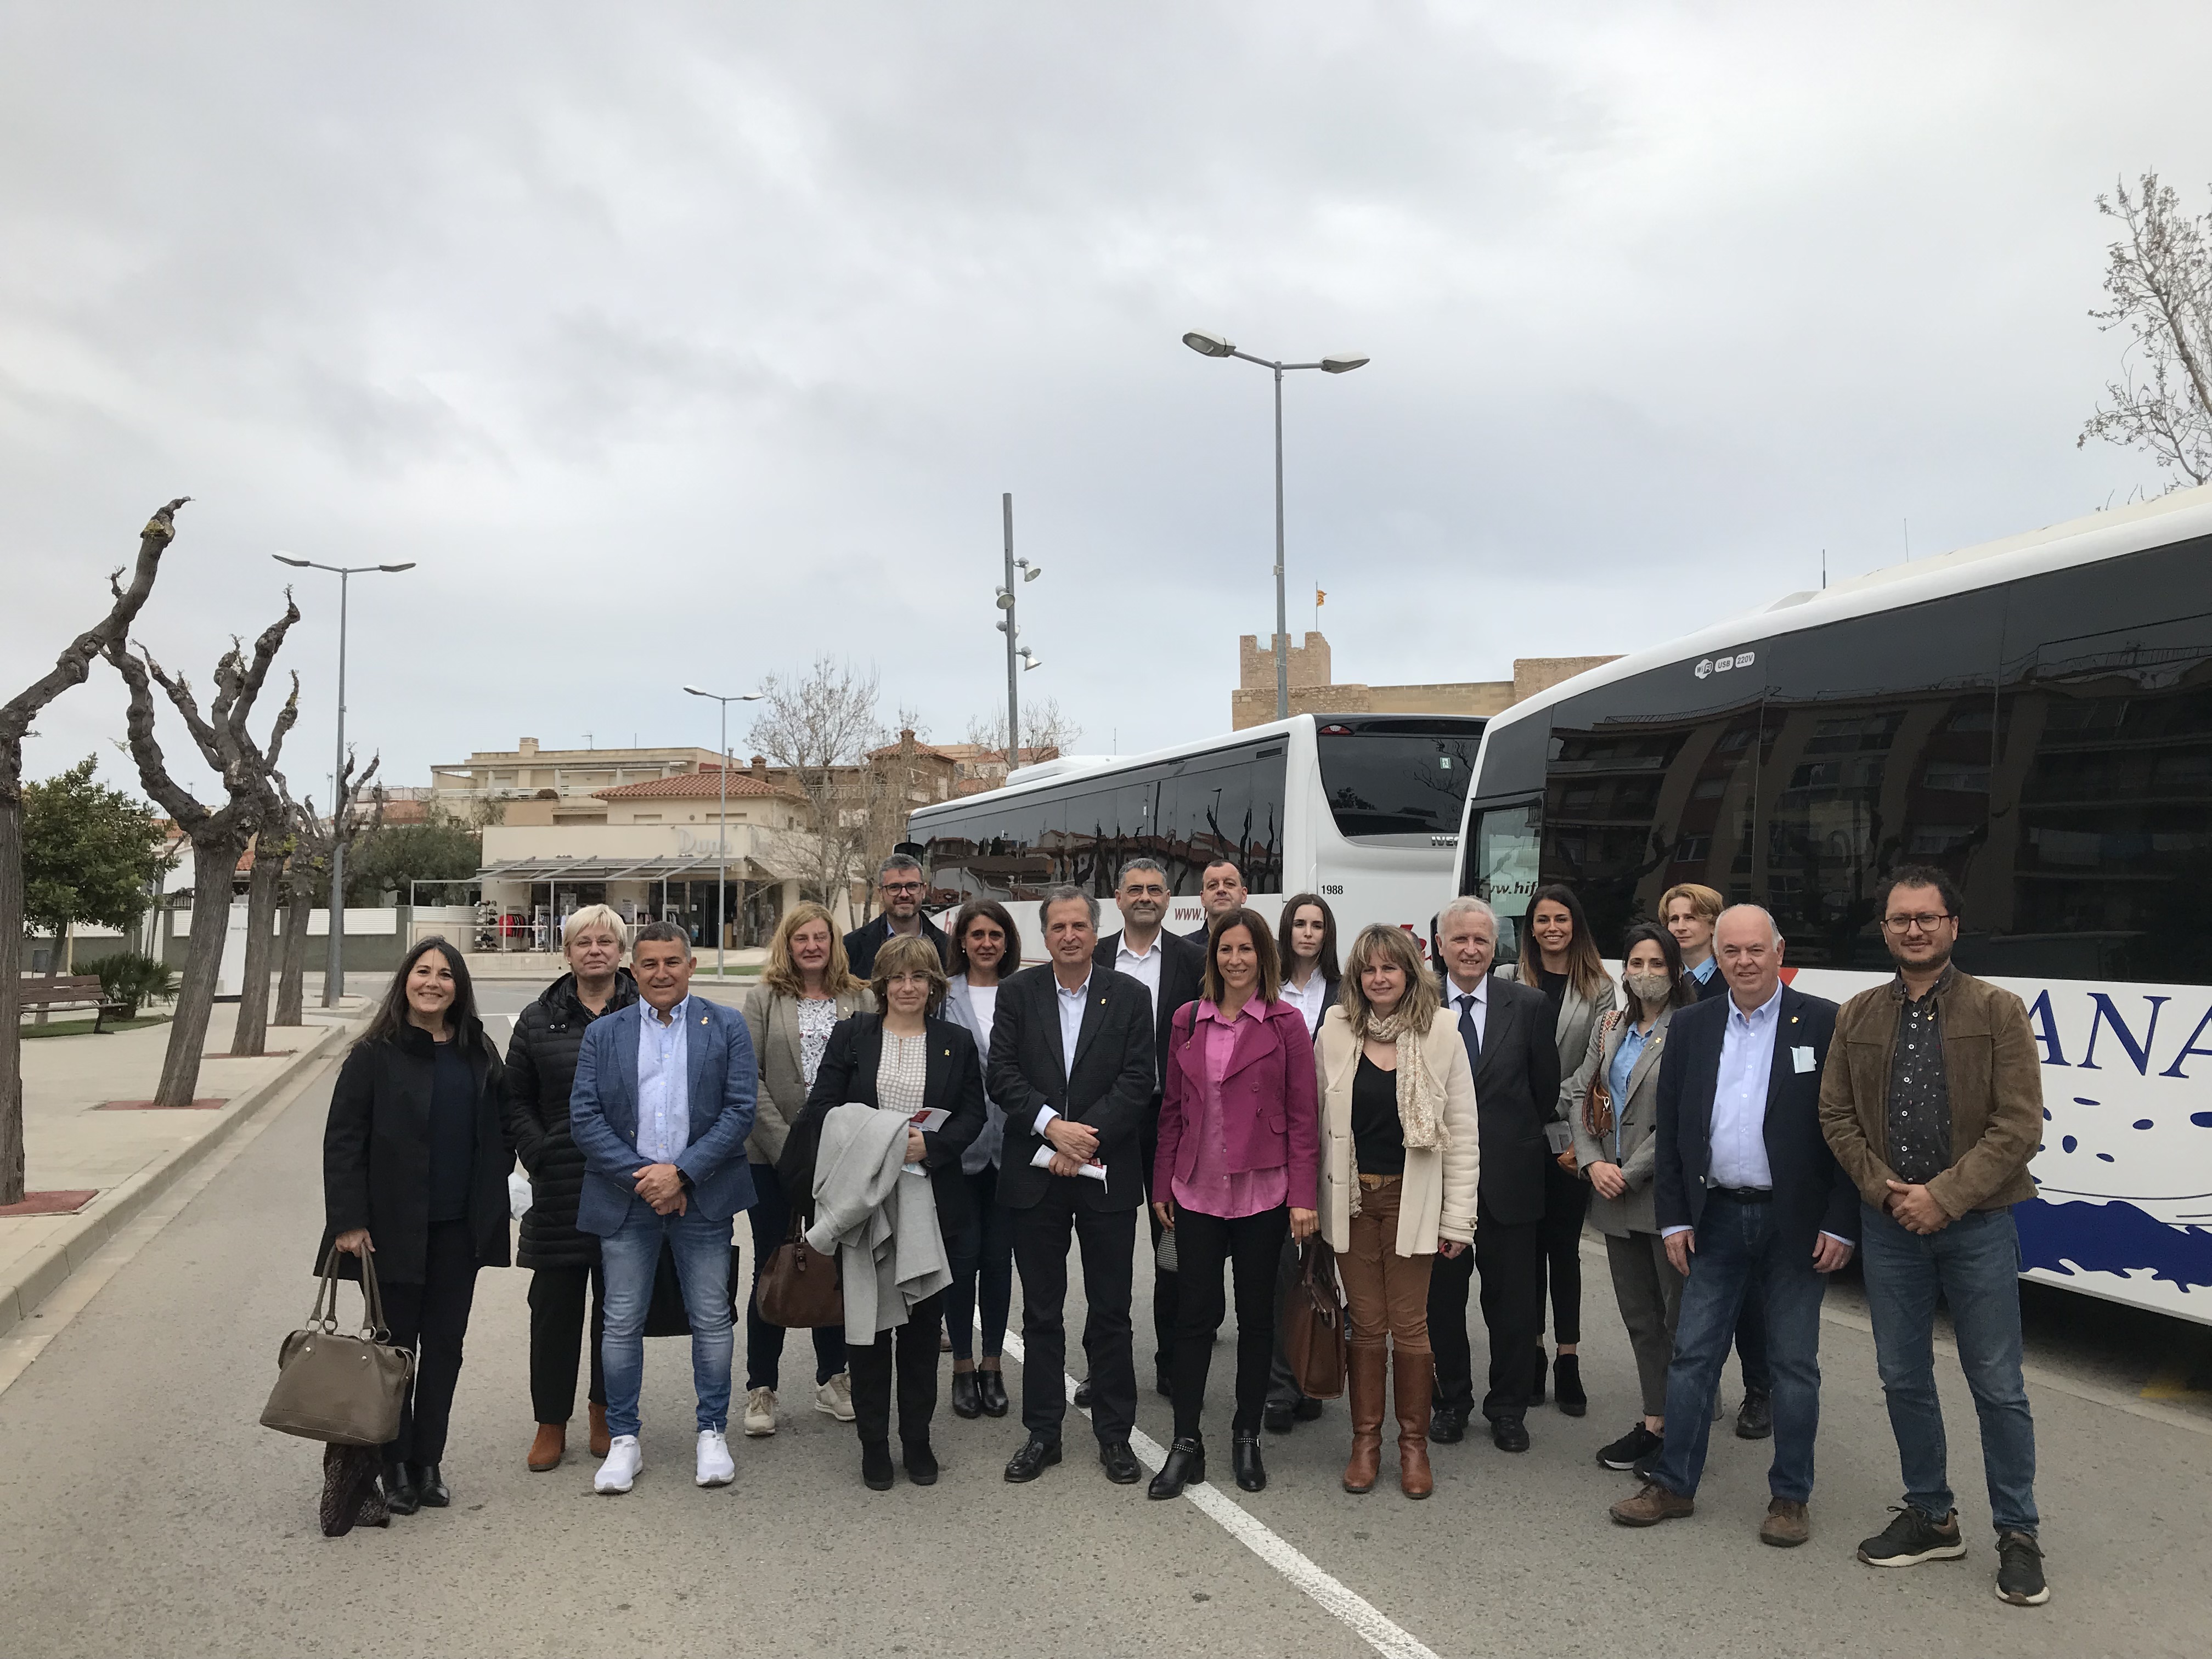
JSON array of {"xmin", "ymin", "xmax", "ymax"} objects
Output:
[
  {"xmin": 1652, "ymin": 1193, "xmax": 1829, "ymax": 1502},
  {"xmin": 1859, "ymin": 1201, "xmax": 2039, "ymax": 1535},
  {"xmin": 600, "ymin": 1204, "xmax": 736, "ymax": 1438}
]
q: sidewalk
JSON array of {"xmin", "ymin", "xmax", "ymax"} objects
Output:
[{"xmin": 0, "ymin": 999, "xmax": 370, "ymax": 1338}]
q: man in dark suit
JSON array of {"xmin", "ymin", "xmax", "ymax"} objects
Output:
[
  {"xmin": 843, "ymin": 854, "xmax": 951, "ymax": 978},
  {"xmin": 989, "ymin": 885, "xmax": 1158, "ymax": 1485},
  {"xmin": 1610, "ymin": 905, "xmax": 1858, "ymax": 1548},
  {"xmin": 1430, "ymin": 896, "xmax": 1562, "ymax": 1452},
  {"xmin": 1092, "ymin": 857, "xmax": 1206, "ymax": 1397}
]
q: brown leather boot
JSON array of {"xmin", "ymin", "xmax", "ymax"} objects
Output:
[
  {"xmin": 588, "ymin": 1402, "xmax": 611, "ymax": 1459},
  {"xmin": 1342, "ymin": 1343, "xmax": 1389, "ymax": 1494},
  {"xmin": 527, "ymin": 1423, "xmax": 565, "ymax": 1472},
  {"xmin": 1393, "ymin": 1347, "xmax": 1435, "ymax": 1500}
]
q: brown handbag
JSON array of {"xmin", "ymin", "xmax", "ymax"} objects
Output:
[
  {"xmin": 261, "ymin": 1248, "xmax": 416, "ymax": 1447},
  {"xmin": 1566, "ymin": 1011, "xmax": 1629, "ymax": 1172},
  {"xmin": 1280, "ymin": 1237, "xmax": 1347, "ymax": 1400},
  {"xmin": 757, "ymin": 1217, "xmax": 843, "ymax": 1329}
]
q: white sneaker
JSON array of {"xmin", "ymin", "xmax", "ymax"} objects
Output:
[
  {"xmin": 816, "ymin": 1373, "xmax": 855, "ymax": 1423},
  {"xmin": 695, "ymin": 1429, "xmax": 735, "ymax": 1488},
  {"xmin": 743, "ymin": 1387, "xmax": 777, "ymax": 1438},
  {"xmin": 595, "ymin": 1434, "xmax": 642, "ymax": 1494}
]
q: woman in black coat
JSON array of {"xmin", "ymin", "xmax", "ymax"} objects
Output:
[
  {"xmin": 321, "ymin": 937, "xmax": 511, "ymax": 1516},
  {"xmin": 780, "ymin": 934, "xmax": 986, "ymax": 1490},
  {"xmin": 501, "ymin": 905, "xmax": 636, "ymax": 1473}
]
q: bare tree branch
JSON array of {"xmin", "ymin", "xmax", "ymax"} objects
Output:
[{"xmin": 2080, "ymin": 171, "xmax": 2212, "ymax": 488}]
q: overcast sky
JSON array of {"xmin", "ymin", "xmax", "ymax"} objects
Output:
[{"xmin": 5, "ymin": 1, "xmax": 2210, "ymax": 806}]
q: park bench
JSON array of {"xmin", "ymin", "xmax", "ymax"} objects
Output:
[{"xmin": 16, "ymin": 974, "xmax": 131, "ymax": 1033}]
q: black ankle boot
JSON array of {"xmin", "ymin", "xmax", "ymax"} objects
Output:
[
  {"xmin": 950, "ymin": 1370, "xmax": 983, "ymax": 1419},
  {"xmin": 413, "ymin": 1463, "xmax": 450, "ymax": 1507},
  {"xmin": 861, "ymin": 1439, "xmax": 896, "ymax": 1491},
  {"xmin": 382, "ymin": 1461, "xmax": 419, "ymax": 1516},
  {"xmin": 1147, "ymin": 1436, "xmax": 1205, "ymax": 1500},
  {"xmin": 1554, "ymin": 1355, "xmax": 1587, "ymax": 1417},
  {"xmin": 978, "ymin": 1368, "xmax": 1009, "ymax": 1418},
  {"xmin": 1232, "ymin": 1431, "xmax": 1266, "ymax": 1492},
  {"xmin": 902, "ymin": 1439, "xmax": 939, "ymax": 1486}
]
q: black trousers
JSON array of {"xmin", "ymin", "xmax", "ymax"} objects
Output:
[
  {"xmin": 381, "ymin": 1219, "xmax": 479, "ymax": 1465},
  {"xmin": 1429, "ymin": 1203, "xmax": 1543, "ymax": 1422},
  {"xmin": 744, "ymin": 1161, "xmax": 847, "ymax": 1392},
  {"xmin": 1138, "ymin": 1096, "xmax": 1178, "ymax": 1381},
  {"xmin": 1171, "ymin": 1204, "xmax": 1289, "ymax": 1440},
  {"xmin": 1012, "ymin": 1183, "xmax": 1137, "ymax": 1445},
  {"xmin": 1535, "ymin": 1159, "xmax": 1588, "ymax": 1347},
  {"xmin": 847, "ymin": 1289, "xmax": 945, "ymax": 1449},
  {"xmin": 941, "ymin": 1164, "xmax": 1012, "ymax": 1362},
  {"xmin": 526, "ymin": 1264, "xmax": 605, "ymax": 1424}
]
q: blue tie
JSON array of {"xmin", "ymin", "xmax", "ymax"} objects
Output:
[{"xmin": 1457, "ymin": 992, "xmax": 1482, "ymax": 1074}]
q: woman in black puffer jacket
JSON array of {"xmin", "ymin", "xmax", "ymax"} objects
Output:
[{"xmin": 502, "ymin": 906, "xmax": 636, "ymax": 1474}]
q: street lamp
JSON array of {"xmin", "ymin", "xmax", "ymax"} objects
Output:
[
  {"xmin": 682, "ymin": 685, "xmax": 765, "ymax": 977},
  {"xmin": 994, "ymin": 492, "xmax": 1045, "ymax": 776},
  {"xmin": 1181, "ymin": 330, "xmax": 1368, "ymax": 719},
  {"xmin": 273, "ymin": 554, "xmax": 415, "ymax": 1005}
]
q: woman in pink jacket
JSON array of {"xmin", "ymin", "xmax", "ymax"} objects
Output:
[{"xmin": 1149, "ymin": 906, "xmax": 1321, "ymax": 1499}]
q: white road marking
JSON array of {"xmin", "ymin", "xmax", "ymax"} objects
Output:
[{"xmin": 998, "ymin": 1329, "xmax": 1442, "ymax": 1659}]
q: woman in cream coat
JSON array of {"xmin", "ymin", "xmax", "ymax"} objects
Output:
[
  {"xmin": 1314, "ymin": 924, "xmax": 1479, "ymax": 1500},
  {"xmin": 1562, "ymin": 922, "xmax": 1696, "ymax": 1476}
]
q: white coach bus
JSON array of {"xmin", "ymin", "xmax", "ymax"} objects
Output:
[
  {"xmin": 1451, "ymin": 483, "xmax": 2212, "ymax": 1324},
  {"xmin": 905, "ymin": 713, "xmax": 1485, "ymax": 966}
]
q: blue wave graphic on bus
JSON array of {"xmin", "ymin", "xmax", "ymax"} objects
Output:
[{"xmin": 2015, "ymin": 1197, "xmax": 2212, "ymax": 1292}]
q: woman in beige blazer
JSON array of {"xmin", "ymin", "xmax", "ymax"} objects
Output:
[
  {"xmin": 1314, "ymin": 924, "xmax": 1478, "ymax": 1500},
  {"xmin": 1561, "ymin": 922, "xmax": 1696, "ymax": 1477},
  {"xmin": 738, "ymin": 901, "xmax": 874, "ymax": 1436}
]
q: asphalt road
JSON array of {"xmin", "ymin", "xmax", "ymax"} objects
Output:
[{"xmin": 2, "ymin": 1037, "xmax": 2208, "ymax": 1658}]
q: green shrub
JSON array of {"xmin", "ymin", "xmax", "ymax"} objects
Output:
[{"xmin": 93, "ymin": 952, "xmax": 177, "ymax": 1019}]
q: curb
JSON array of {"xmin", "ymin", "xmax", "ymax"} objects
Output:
[{"xmin": 0, "ymin": 1016, "xmax": 365, "ymax": 1340}]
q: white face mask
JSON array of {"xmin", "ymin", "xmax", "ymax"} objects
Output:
[{"xmin": 1626, "ymin": 972, "xmax": 1673, "ymax": 1005}]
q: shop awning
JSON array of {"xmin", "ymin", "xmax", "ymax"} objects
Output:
[{"xmin": 477, "ymin": 856, "xmax": 778, "ymax": 884}]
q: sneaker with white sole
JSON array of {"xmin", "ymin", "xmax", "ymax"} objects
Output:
[
  {"xmin": 1858, "ymin": 1505, "xmax": 1967, "ymax": 1567},
  {"xmin": 816, "ymin": 1373, "xmax": 856, "ymax": 1423},
  {"xmin": 695, "ymin": 1429, "xmax": 736, "ymax": 1488},
  {"xmin": 1995, "ymin": 1531, "xmax": 2050, "ymax": 1606},
  {"xmin": 743, "ymin": 1387, "xmax": 777, "ymax": 1437},
  {"xmin": 594, "ymin": 1435, "xmax": 642, "ymax": 1495}
]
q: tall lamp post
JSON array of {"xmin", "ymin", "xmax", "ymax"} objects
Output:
[
  {"xmin": 992, "ymin": 492, "xmax": 1045, "ymax": 775},
  {"xmin": 682, "ymin": 685, "xmax": 764, "ymax": 978},
  {"xmin": 273, "ymin": 554, "xmax": 414, "ymax": 1005},
  {"xmin": 1181, "ymin": 331, "xmax": 1368, "ymax": 720}
]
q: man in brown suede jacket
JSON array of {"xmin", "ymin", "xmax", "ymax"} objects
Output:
[{"xmin": 1818, "ymin": 865, "xmax": 2048, "ymax": 1609}]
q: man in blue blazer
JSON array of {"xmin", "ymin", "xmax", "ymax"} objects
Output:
[
  {"xmin": 1611, "ymin": 905, "xmax": 1858, "ymax": 1548},
  {"xmin": 570, "ymin": 921, "xmax": 758, "ymax": 1495}
]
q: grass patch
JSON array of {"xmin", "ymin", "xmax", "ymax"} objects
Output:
[{"xmin": 20, "ymin": 1014, "xmax": 173, "ymax": 1039}]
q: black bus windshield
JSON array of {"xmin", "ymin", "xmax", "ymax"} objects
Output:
[{"xmin": 1316, "ymin": 719, "xmax": 1483, "ymax": 840}]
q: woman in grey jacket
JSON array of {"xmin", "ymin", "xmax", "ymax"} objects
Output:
[
  {"xmin": 1562, "ymin": 923, "xmax": 1696, "ymax": 1476},
  {"xmin": 738, "ymin": 901, "xmax": 874, "ymax": 1437},
  {"xmin": 936, "ymin": 899, "xmax": 1020, "ymax": 1420}
]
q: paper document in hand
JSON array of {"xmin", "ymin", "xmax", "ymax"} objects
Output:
[
  {"xmin": 908, "ymin": 1108, "xmax": 950, "ymax": 1132},
  {"xmin": 1029, "ymin": 1146, "xmax": 1108, "ymax": 1181}
]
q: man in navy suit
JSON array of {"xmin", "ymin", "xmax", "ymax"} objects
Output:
[
  {"xmin": 1610, "ymin": 905, "xmax": 1857, "ymax": 1548},
  {"xmin": 571, "ymin": 921, "xmax": 758, "ymax": 1496}
]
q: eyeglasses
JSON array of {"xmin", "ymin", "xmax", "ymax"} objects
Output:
[
  {"xmin": 881, "ymin": 881, "xmax": 926, "ymax": 895},
  {"xmin": 1882, "ymin": 913, "xmax": 1954, "ymax": 934}
]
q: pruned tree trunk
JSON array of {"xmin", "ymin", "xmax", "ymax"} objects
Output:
[
  {"xmin": 276, "ymin": 858, "xmax": 313, "ymax": 1027},
  {"xmin": 230, "ymin": 844, "xmax": 285, "ymax": 1054},
  {"xmin": 160, "ymin": 839, "xmax": 244, "ymax": 1106},
  {"xmin": 0, "ymin": 797, "xmax": 25, "ymax": 1199}
]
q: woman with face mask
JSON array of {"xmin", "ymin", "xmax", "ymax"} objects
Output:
[{"xmin": 1563, "ymin": 922, "xmax": 1697, "ymax": 1480}]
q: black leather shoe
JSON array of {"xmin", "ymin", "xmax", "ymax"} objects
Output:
[
  {"xmin": 901, "ymin": 1440, "xmax": 938, "ymax": 1486},
  {"xmin": 1098, "ymin": 1440, "xmax": 1143, "ymax": 1484},
  {"xmin": 413, "ymin": 1463, "xmax": 450, "ymax": 1508},
  {"xmin": 1232, "ymin": 1431, "xmax": 1266, "ymax": 1493},
  {"xmin": 1491, "ymin": 1417, "xmax": 1532, "ymax": 1453},
  {"xmin": 861, "ymin": 1440, "xmax": 896, "ymax": 1491},
  {"xmin": 1554, "ymin": 1355, "xmax": 1587, "ymax": 1418},
  {"xmin": 1293, "ymin": 1397, "xmax": 1324, "ymax": 1421},
  {"xmin": 1148, "ymin": 1436, "xmax": 1205, "ymax": 1499},
  {"xmin": 951, "ymin": 1370, "xmax": 983, "ymax": 1419},
  {"xmin": 1004, "ymin": 1435, "xmax": 1063, "ymax": 1483},
  {"xmin": 1073, "ymin": 1380, "xmax": 1093, "ymax": 1410},
  {"xmin": 1430, "ymin": 1405, "xmax": 1468, "ymax": 1444},
  {"xmin": 382, "ymin": 1462, "xmax": 419, "ymax": 1516},
  {"xmin": 1736, "ymin": 1387, "xmax": 1774, "ymax": 1440},
  {"xmin": 978, "ymin": 1369, "xmax": 1009, "ymax": 1418},
  {"xmin": 1263, "ymin": 1403, "xmax": 1295, "ymax": 1434}
]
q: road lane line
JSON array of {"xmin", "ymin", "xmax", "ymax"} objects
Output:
[{"xmin": 998, "ymin": 1329, "xmax": 1442, "ymax": 1659}]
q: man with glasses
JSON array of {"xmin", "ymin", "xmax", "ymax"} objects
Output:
[
  {"xmin": 1818, "ymin": 866, "xmax": 2049, "ymax": 1607},
  {"xmin": 844, "ymin": 854, "xmax": 951, "ymax": 978}
]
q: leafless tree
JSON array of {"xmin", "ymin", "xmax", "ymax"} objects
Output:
[
  {"xmin": 274, "ymin": 755, "xmax": 379, "ymax": 1027},
  {"xmin": 107, "ymin": 599, "xmax": 300, "ymax": 1107},
  {"xmin": 964, "ymin": 696, "xmax": 1082, "ymax": 761},
  {"xmin": 748, "ymin": 657, "xmax": 890, "ymax": 910},
  {"xmin": 2080, "ymin": 171, "xmax": 2212, "ymax": 488},
  {"xmin": 0, "ymin": 499, "xmax": 187, "ymax": 1203}
]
